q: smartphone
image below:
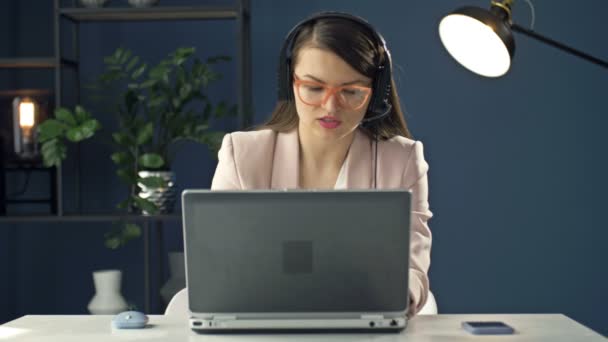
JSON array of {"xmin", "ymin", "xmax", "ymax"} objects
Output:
[{"xmin": 462, "ymin": 321, "xmax": 515, "ymax": 335}]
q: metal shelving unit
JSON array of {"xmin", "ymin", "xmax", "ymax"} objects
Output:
[{"xmin": 1, "ymin": 0, "xmax": 252, "ymax": 314}]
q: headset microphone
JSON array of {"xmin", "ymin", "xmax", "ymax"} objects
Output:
[{"xmin": 360, "ymin": 103, "xmax": 392, "ymax": 125}]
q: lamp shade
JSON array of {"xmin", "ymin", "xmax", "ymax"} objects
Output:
[{"xmin": 439, "ymin": 6, "xmax": 515, "ymax": 77}]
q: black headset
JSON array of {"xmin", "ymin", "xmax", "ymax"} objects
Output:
[{"xmin": 277, "ymin": 12, "xmax": 394, "ymax": 128}]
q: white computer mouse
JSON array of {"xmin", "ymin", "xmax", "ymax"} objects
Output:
[{"xmin": 112, "ymin": 310, "xmax": 149, "ymax": 329}]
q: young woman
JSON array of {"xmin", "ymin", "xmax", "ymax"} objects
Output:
[{"xmin": 211, "ymin": 12, "xmax": 432, "ymax": 316}]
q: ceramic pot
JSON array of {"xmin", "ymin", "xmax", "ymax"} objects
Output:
[
  {"xmin": 137, "ymin": 170, "xmax": 177, "ymax": 215},
  {"xmin": 87, "ymin": 270, "xmax": 128, "ymax": 314}
]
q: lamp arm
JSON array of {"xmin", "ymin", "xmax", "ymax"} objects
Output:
[{"xmin": 511, "ymin": 24, "xmax": 608, "ymax": 69}]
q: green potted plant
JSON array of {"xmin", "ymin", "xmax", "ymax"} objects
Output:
[{"xmin": 39, "ymin": 46, "xmax": 235, "ymax": 249}]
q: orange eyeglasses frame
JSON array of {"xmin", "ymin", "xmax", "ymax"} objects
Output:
[{"xmin": 293, "ymin": 75, "xmax": 373, "ymax": 110}]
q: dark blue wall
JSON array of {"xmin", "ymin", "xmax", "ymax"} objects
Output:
[{"xmin": 1, "ymin": 0, "xmax": 606, "ymax": 335}]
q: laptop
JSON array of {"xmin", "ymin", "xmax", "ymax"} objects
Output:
[{"xmin": 182, "ymin": 189, "xmax": 412, "ymax": 332}]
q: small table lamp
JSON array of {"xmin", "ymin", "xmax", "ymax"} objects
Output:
[{"xmin": 12, "ymin": 96, "xmax": 40, "ymax": 159}]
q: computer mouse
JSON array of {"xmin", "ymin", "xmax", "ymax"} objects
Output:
[{"xmin": 112, "ymin": 310, "xmax": 149, "ymax": 329}]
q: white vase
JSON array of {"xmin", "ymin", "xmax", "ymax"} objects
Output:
[
  {"xmin": 160, "ymin": 252, "xmax": 186, "ymax": 305},
  {"xmin": 87, "ymin": 270, "xmax": 128, "ymax": 315}
]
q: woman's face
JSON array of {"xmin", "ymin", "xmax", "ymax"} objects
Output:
[{"xmin": 292, "ymin": 47, "xmax": 372, "ymax": 142}]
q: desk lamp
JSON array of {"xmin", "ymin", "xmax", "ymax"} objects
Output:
[{"xmin": 438, "ymin": 0, "xmax": 608, "ymax": 77}]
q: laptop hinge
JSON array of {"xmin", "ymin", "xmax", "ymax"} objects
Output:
[
  {"xmin": 213, "ymin": 315, "xmax": 237, "ymax": 321},
  {"xmin": 361, "ymin": 314, "xmax": 384, "ymax": 320}
]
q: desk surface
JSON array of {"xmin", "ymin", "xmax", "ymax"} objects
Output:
[{"xmin": 1, "ymin": 314, "xmax": 605, "ymax": 341}]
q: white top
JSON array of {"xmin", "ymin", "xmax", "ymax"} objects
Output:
[{"xmin": 1, "ymin": 314, "xmax": 605, "ymax": 341}]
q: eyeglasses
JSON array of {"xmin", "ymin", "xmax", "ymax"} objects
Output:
[{"xmin": 293, "ymin": 75, "xmax": 372, "ymax": 110}]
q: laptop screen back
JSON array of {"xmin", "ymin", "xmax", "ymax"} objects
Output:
[{"xmin": 183, "ymin": 190, "xmax": 411, "ymax": 314}]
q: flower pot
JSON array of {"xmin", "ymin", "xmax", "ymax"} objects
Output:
[
  {"xmin": 160, "ymin": 252, "xmax": 186, "ymax": 305},
  {"xmin": 137, "ymin": 170, "xmax": 177, "ymax": 215},
  {"xmin": 87, "ymin": 270, "xmax": 128, "ymax": 315}
]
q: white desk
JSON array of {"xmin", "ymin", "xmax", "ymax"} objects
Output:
[{"xmin": 1, "ymin": 314, "xmax": 605, "ymax": 341}]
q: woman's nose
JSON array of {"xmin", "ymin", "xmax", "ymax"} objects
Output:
[{"xmin": 322, "ymin": 92, "xmax": 341, "ymax": 112}]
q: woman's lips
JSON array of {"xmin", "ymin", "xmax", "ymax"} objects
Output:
[{"xmin": 318, "ymin": 116, "xmax": 341, "ymax": 129}]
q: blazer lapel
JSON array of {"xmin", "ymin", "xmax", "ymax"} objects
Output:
[
  {"xmin": 340, "ymin": 129, "xmax": 373, "ymax": 189},
  {"xmin": 271, "ymin": 129, "xmax": 300, "ymax": 189}
]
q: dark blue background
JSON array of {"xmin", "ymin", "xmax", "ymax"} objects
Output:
[{"xmin": 1, "ymin": 0, "xmax": 606, "ymax": 335}]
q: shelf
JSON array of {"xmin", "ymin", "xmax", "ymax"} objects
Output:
[
  {"xmin": 0, "ymin": 213, "xmax": 181, "ymax": 223},
  {"xmin": 60, "ymin": 6, "xmax": 239, "ymax": 22},
  {"xmin": 0, "ymin": 57, "xmax": 78, "ymax": 69},
  {"xmin": 6, "ymin": 199, "xmax": 53, "ymax": 204}
]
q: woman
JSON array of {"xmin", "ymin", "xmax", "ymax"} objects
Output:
[{"xmin": 211, "ymin": 12, "xmax": 432, "ymax": 316}]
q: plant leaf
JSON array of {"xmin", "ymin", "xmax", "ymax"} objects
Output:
[
  {"xmin": 117, "ymin": 167, "xmax": 137, "ymax": 184},
  {"xmin": 40, "ymin": 138, "xmax": 67, "ymax": 167},
  {"xmin": 207, "ymin": 55, "xmax": 231, "ymax": 64},
  {"xmin": 80, "ymin": 119, "xmax": 101, "ymax": 139},
  {"xmin": 136, "ymin": 122, "xmax": 154, "ymax": 146},
  {"xmin": 123, "ymin": 223, "xmax": 141, "ymax": 239},
  {"xmin": 138, "ymin": 153, "xmax": 164, "ymax": 169},
  {"xmin": 138, "ymin": 176, "xmax": 167, "ymax": 188},
  {"xmin": 132, "ymin": 63, "xmax": 147, "ymax": 79},
  {"xmin": 38, "ymin": 119, "xmax": 66, "ymax": 142},
  {"xmin": 149, "ymin": 65, "xmax": 169, "ymax": 81},
  {"xmin": 74, "ymin": 105, "xmax": 89, "ymax": 124},
  {"xmin": 148, "ymin": 95, "xmax": 165, "ymax": 108},
  {"xmin": 112, "ymin": 132, "xmax": 134, "ymax": 146},
  {"xmin": 111, "ymin": 152, "xmax": 132, "ymax": 165},
  {"xmin": 133, "ymin": 196, "xmax": 158, "ymax": 214},
  {"xmin": 55, "ymin": 107, "xmax": 77, "ymax": 126},
  {"xmin": 119, "ymin": 49, "xmax": 132, "ymax": 65},
  {"xmin": 113, "ymin": 48, "xmax": 124, "ymax": 62},
  {"xmin": 179, "ymin": 83, "xmax": 192, "ymax": 101},
  {"xmin": 215, "ymin": 101, "xmax": 228, "ymax": 118},
  {"xmin": 104, "ymin": 236, "xmax": 121, "ymax": 249},
  {"xmin": 197, "ymin": 131, "xmax": 226, "ymax": 157},
  {"xmin": 116, "ymin": 198, "xmax": 130, "ymax": 210},
  {"xmin": 126, "ymin": 56, "xmax": 139, "ymax": 72},
  {"xmin": 172, "ymin": 97, "xmax": 181, "ymax": 109},
  {"xmin": 140, "ymin": 79, "xmax": 156, "ymax": 88},
  {"xmin": 65, "ymin": 127, "xmax": 85, "ymax": 142}
]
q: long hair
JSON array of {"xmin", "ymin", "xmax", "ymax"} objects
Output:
[{"xmin": 258, "ymin": 16, "xmax": 412, "ymax": 140}]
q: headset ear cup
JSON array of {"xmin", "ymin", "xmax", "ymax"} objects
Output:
[
  {"xmin": 285, "ymin": 61, "xmax": 293, "ymax": 101},
  {"xmin": 277, "ymin": 54, "xmax": 288, "ymax": 101},
  {"xmin": 368, "ymin": 64, "xmax": 391, "ymax": 116},
  {"xmin": 378, "ymin": 65, "xmax": 392, "ymax": 108}
]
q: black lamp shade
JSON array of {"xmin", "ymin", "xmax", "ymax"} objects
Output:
[{"xmin": 439, "ymin": 6, "xmax": 516, "ymax": 77}]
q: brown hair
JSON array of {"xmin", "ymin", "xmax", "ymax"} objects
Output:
[{"xmin": 257, "ymin": 16, "xmax": 412, "ymax": 140}]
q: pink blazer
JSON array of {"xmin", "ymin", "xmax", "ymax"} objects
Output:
[{"xmin": 211, "ymin": 128, "xmax": 433, "ymax": 315}]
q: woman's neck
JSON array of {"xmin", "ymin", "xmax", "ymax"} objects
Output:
[{"xmin": 297, "ymin": 125, "xmax": 356, "ymax": 173}]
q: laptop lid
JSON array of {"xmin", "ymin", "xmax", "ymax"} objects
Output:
[{"xmin": 182, "ymin": 189, "xmax": 411, "ymax": 319}]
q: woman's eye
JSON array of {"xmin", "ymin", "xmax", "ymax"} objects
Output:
[
  {"xmin": 342, "ymin": 89, "xmax": 358, "ymax": 96},
  {"xmin": 305, "ymin": 86, "xmax": 324, "ymax": 92}
]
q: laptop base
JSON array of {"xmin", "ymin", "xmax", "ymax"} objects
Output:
[{"xmin": 190, "ymin": 317, "xmax": 407, "ymax": 332}]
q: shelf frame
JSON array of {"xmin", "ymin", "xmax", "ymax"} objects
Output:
[
  {"xmin": 0, "ymin": 57, "xmax": 78, "ymax": 69},
  {"xmin": 60, "ymin": 6, "xmax": 239, "ymax": 22}
]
